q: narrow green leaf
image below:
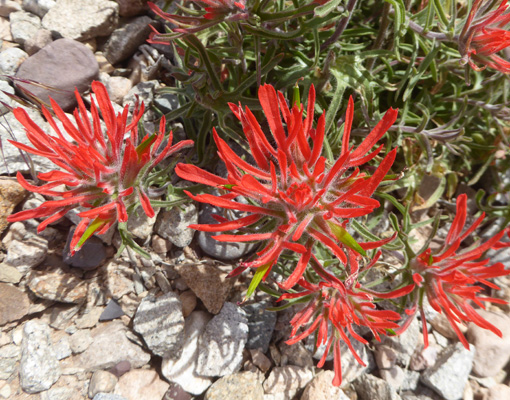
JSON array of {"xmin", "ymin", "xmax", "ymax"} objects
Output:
[
  {"xmin": 326, "ymin": 221, "xmax": 367, "ymax": 257},
  {"xmin": 314, "ymin": 0, "xmax": 342, "ymax": 18},
  {"xmin": 74, "ymin": 218, "xmax": 106, "ymax": 251},
  {"xmin": 244, "ymin": 263, "xmax": 271, "ymax": 302}
]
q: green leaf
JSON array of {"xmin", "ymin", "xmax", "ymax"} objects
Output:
[
  {"xmin": 314, "ymin": 0, "xmax": 342, "ymax": 18},
  {"xmin": 326, "ymin": 221, "xmax": 367, "ymax": 257},
  {"xmin": 244, "ymin": 263, "xmax": 271, "ymax": 302},
  {"xmin": 74, "ymin": 218, "xmax": 106, "ymax": 251}
]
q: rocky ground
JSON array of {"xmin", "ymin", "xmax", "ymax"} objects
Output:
[{"xmin": 1, "ymin": 1, "xmax": 510, "ymax": 400}]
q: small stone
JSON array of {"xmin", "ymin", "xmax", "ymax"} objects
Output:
[
  {"xmin": 154, "ymin": 204, "xmax": 197, "ymax": 248},
  {"xmin": 63, "ymin": 226, "xmax": 107, "ymax": 270},
  {"xmin": 28, "ymin": 270, "xmax": 87, "ymax": 303},
  {"xmin": 421, "ymin": 342, "xmax": 475, "ymax": 400},
  {"xmin": 89, "ymin": 370, "xmax": 118, "ymax": 398},
  {"xmin": 0, "ymin": 47, "xmax": 28, "ymax": 75},
  {"xmin": 0, "ymin": 264, "xmax": 22, "ymax": 283},
  {"xmin": 20, "ymin": 320, "xmax": 61, "ymax": 393},
  {"xmin": 24, "ymin": 27, "xmax": 53, "ymax": 54},
  {"xmin": 263, "ymin": 365, "xmax": 313, "ymax": 395},
  {"xmin": 0, "ymin": 282, "xmax": 30, "ymax": 325},
  {"xmin": 0, "ymin": 178, "xmax": 27, "ymax": 236},
  {"xmin": 380, "ymin": 366, "xmax": 406, "ymax": 390},
  {"xmin": 53, "ymin": 336, "xmax": 72, "ymax": 360},
  {"xmin": 151, "ymin": 234, "xmax": 172, "ymax": 254},
  {"xmin": 4, "ymin": 236, "xmax": 48, "ymax": 275},
  {"xmin": 467, "ymin": 310, "xmax": 510, "ymax": 377},
  {"xmin": 109, "ymin": 360, "xmax": 131, "ymax": 378},
  {"xmin": 353, "ymin": 374, "xmax": 401, "ymax": 400},
  {"xmin": 162, "ymin": 311, "xmax": 213, "ymax": 395},
  {"xmin": 75, "ymin": 307, "xmax": 103, "ymax": 329},
  {"xmin": 103, "ymin": 16, "xmax": 152, "ymax": 64},
  {"xmin": 301, "ymin": 370, "xmax": 350, "ymax": 400},
  {"xmin": 114, "ymin": 369, "xmax": 169, "ymax": 400},
  {"xmin": 375, "ymin": 345, "xmax": 398, "ymax": 370},
  {"xmin": 175, "ymin": 262, "xmax": 235, "ymax": 314},
  {"xmin": 430, "ymin": 313, "xmax": 467, "ymax": 340},
  {"xmin": 249, "ymin": 349, "xmax": 272, "ymax": 373},
  {"xmin": 99, "ymin": 299, "xmax": 124, "ymax": 321},
  {"xmin": 116, "ymin": 0, "xmax": 148, "ymax": 17},
  {"xmin": 410, "ymin": 344, "xmax": 439, "ymax": 371},
  {"xmin": 179, "ymin": 290, "xmax": 197, "ymax": 318},
  {"xmin": 22, "ymin": 0, "xmax": 57, "ymax": 17},
  {"xmin": 0, "ymin": 0, "xmax": 21, "ymax": 16},
  {"xmin": 9, "ymin": 10, "xmax": 40, "ymax": 45},
  {"xmin": 278, "ymin": 341, "xmax": 313, "ymax": 368},
  {"xmin": 126, "ymin": 205, "xmax": 157, "ymax": 240},
  {"xmin": 122, "ymin": 80, "xmax": 159, "ymax": 111},
  {"xmin": 205, "ymin": 371, "xmax": 264, "ymax": 400},
  {"xmin": 197, "ymin": 302, "xmax": 249, "ymax": 377},
  {"xmin": 486, "ymin": 384, "xmax": 510, "ymax": 400},
  {"xmin": 163, "ymin": 383, "xmax": 192, "ymax": 400},
  {"xmin": 42, "ymin": 0, "xmax": 119, "ymax": 40},
  {"xmin": 382, "ymin": 316, "xmax": 422, "ymax": 366},
  {"xmin": 49, "ymin": 304, "xmax": 81, "ymax": 330},
  {"xmin": 0, "ymin": 344, "xmax": 21, "ymax": 380},
  {"xmin": 133, "ymin": 291, "xmax": 185, "ymax": 358},
  {"xmin": 244, "ymin": 301, "xmax": 277, "ymax": 353},
  {"xmin": 69, "ymin": 329, "xmax": 93, "ymax": 354},
  {"xmin": 102, "ymin": 260, "xmax": 135, "ymax": 300}
]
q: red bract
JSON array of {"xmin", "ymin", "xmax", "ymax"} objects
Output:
[
  {"xmin": 147, "ymin": 1, "xmax": 248, "ymax": 36},
  {"xmin": 459, "ymin": 0, "xmax": 510, "ymax": 73},
  {"xmin": 403, "ymin": 193, "xmax": 510, "ymax": 348},
  {"xmin": 7, "ymin": 81, "xmax": 193, "ymax": 253},
  {"xmin": 176, "ymin": 83, "xmax": 398, "ymax": 288},
  {"xmin": 279, "ymin": 254, "xmax": 414, "ymax": 386}
]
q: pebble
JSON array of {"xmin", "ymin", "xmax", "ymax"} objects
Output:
[
  {"xmin": 161, "ymin": 311, "xmax": 213, "ymax": 395},
  {"xmin": 197, "ymin": 302, "xmax": 249, "ymax": 377},
  {"xmin": 154, "ymin": 204, "xmax": 197, "ymax": 248},
  {"xmin": 122, "ymin": 79, "xmax": 159, "ymax": 110},
  {"xmin": 179, "ymin": 290, "xmax": 197, "ymax": 318},
  {"xmin": 126, "ymin": 205, "xmax": 157, "ymax": 240},
  {"xmin": 75, "ymin": 307, "xmax": 103, "ymax": 329},
  {"xmin": 133, "ymin": 291, "xmax": 185, "ymax": 358},
  {"xmin": 99, "ymin": 299, "xmax": 125, "ymax": 321},
  {"xmin": 9, "ymin": 10, "xmax": 40, "ymax": 45},
  {"xmin": 53, "ymin": 336, "xmax": 72, "ymax": 360},
  {"xmin": 0, "ymin": 263, "xmax": 22, "ymax": 283},
  {"xmin": 114, "ymin": 369, "xmax": 169, "ymax": 400},
  {"xmin": 151, "ymin": 234, "xmax": 172, "ymax": 254},
  {"xmin": 16, "ymin": 38, "xmax": 99, "ymax": 111},
  {"xmin": 249, "ymin": 349, "xmax": 272, "ymax": 373},
  {"xmin": 103, "ymin": 16, "xmax": 153, "ymax": 64},
  {"xmin": 0, "ymin": 282, "xmax": 31, "ymax": 325},
  {"xmin": 42, "ymin": 0, "xmax": 119, "ymax": 40},
  {"xmin": 301, "ymin": 370, "xmax": 351, "ymax": 400},
  {"xmin": 0, "ymin": 47, "xmax": 28, "ymax": 74},
  {"xmin": 4, "ymin": 236, "xmax": 48, "ymax": 275},
  {"xmin": 278, "ymin": 341, "xmax": 314, "ymax": 368},
  {"xmin": 163, "ymin": 383, "xmax": 193, "ymax": 400},
  {"xmin": 421, "ymin": 342, "xmax": 475, "ymax": 400},
  {"xmin": 382, "ymin": 316, "xmax": 422, "ymax": 366},
  {"xmin": 20, "ymin": 320, "xmax": 61, "ymax": 393},
  {"xmin": 116, "ymin": 0, "xmax": 147, "ymax": 17},
  {"xmin": 0, "ymin": 343, "xmax": 21, "ymax": 379},
  {"xmin": 262, "ymin": 365, "xmax": 313, "ymax": 395},
  {"xmin": 89, "ymin": 370, "xmax": 118, "ymax": 398},
  {"xmin": 467, "ymin": 310, "xmax": 510, "ymax": 377},
  {"xmin": 27, "ymin": 269, "xmax": 87, "ymax": 303},
  {"xmin": 353, "ymin": 373, "xmax": 401, "ymax": 400},
  {"xmin": 410, "ymin": 344, "xmax": 439, "ymax": 371},
  {"xmin": 244, "ymin": 300, "xmax": 277, "ymax": 353},
  {"xmin": 69, "ymin": 329, "xmax": 93, "ymax": 354},
  {"xmin": 175, "ymin": 262, "xmax": 235, "ymax": 314},
  {"xmin": 0, "ymin": 177, "xmax": 27, "ymax": 236},
  {"xmin": 63, "ymin": 226, "xmax": 107, "ymax": 270},
  {"xmin": 24, "ymin": 27, "xmax": 53, "ymax": 55},
  {"xmin": 205, "ymin": 371, "xmax": 264, "ymax": 400},
  {"xmin": 49, "ymin": 304, "xmax": 81, "ymax": 330},
  {"xmin": 102, "ymin": 260, "xmax": 135, "ymax": 300}
]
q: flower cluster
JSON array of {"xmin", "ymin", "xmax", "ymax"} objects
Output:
[
  {"xmin": 459, "ymin": 0, "xmax": 510, "ymax": 73},
  {"xmin": 401, "ymin": 193, "xmax": 510, "ymax": 348},
  {"xmin": 7, "ymin": 81, "xmax": 193, "ymax": 253}
]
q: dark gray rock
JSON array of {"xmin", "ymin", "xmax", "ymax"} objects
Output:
[
  {"xmin": 103, "ymin": 16, "xmax": 153, "ymax": 64},
  {"xmin": 16, "ymin": 38, "xmax": 99, "ymax": 111},
  {"xmin": 154, "ymin": 93, "xmax": 179, "ymax": 114},
  {"xmin": 99, "ymin": 299, "xmax": 124, "ymax": 321},
  {"xmin": 22, "ymin": 0, "xmax": 56, "ymax": 17},
  {"xmin": 63, "ymin": 226, "xmax": 107, "ymax": 270},
  {"xmin": 243, "ymin": 301, "xmax": 277, "ymax": 353}
]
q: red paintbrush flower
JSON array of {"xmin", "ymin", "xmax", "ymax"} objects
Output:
[
  {"xmin": 401, "ymin": 193, "xmax": 510, "ymax": 348},
  {"xmin": 459, "ymin": 0, "xmax": 510, "ymax": 73},
  {"xmin": 176, "ymin": 83, "xmax": 398, "ymax": 288},
  {"xmin": 279, "ymin": 253, "xmax": 414, "ymax": 386},
  {"xmin": 147, "ymin": 0, "xmax": 249, "ymax": 37},
  {"xmin": 7, "ymin": 81, "xmax": 193, "ymax": 253}
]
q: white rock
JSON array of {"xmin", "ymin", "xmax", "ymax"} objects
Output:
[
  {"xmin": 0, "ymin": 47, "xmax": 28, "ymax": 75},
  {"xmin": 22, "ymin": 0, "xmax": 57, "ymax": 17},
  {"xmin": 9, "ymin": 10, "xmax": 40, "ymax": 45}
]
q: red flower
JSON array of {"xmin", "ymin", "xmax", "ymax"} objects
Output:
[
  {"xmin": 459, "ymin": 0, "xmax": 510, "ymax": 73},
  {"xmin": 176, "ymin": 83, "xmax": 398, "ymax": 288},
  {"xmin": 279, "ymin": 254, "xmax": 414, "ymax": 386},
  {"xmin": 402, "ymin": 193, "xmax": 510, "ymax": 348},
  {"xmin": 7, "ymin": 81, "xmax": 193, "ymax": 253}
]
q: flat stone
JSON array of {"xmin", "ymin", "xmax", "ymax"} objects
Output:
[
  {"xmin": 70, "ymin": 321, "xmax": 150, "ymax": 372},
  {"xmin": 99, "ymin": 299, "xmax": 124, "ymax": 321},
  {"xmin": 114, "ymin": 369, "xmax": 169, "ymax": 400},
  {"xmin": 4, "ymin": 236, "xmax": 48, "ymax": 275},
  {"xmin": 133, "ymin": 291, "xmax": 185, "ymax": 358},
  {"xmin": 467, "ymin": 310, "xmax": 510, "ymax": 377},
  {"xmin": 75, "ymin": 307, "xmax": 103, "ymax": 329},
  {"xmin": 0, "ymin": 264, "xmax": 23, "ymax": 283},
  {"xmin": 49, "ymin": 303, "xmax": 81, "ymax": 329},
  {"xmin": 0, "ymin": 282, "xmax": 31, "ymax": 325},
  {"xmin": 0, "ymin": 178, "xmax": 27, "ymax": 236},
  {"xmin": 174, "ymin": 262, "xmax": 235, "ymax": 314},
  {"xmin": 20, "ymin": 320, "xmax": 61, "ymax": 393},
  {"xmin": 63, "ymin": 226, "xmax": 107, "ymax": 270},
  {"xmin": 382, "ymin": 316, "xmax": 422, "ymax": 366},
  {"xmin": 244, "ymin": 301, "xmax": 277, "ymax": 353},
  {"xmin": 353, "ymin": 374, "xmax": 401, "ymax": 400},
  {"xmin": 16, "ymin": 38, "xmax": 99, "ymax": 111},
  {"xmin": 154, "ymin": 204, "xmax": 197, "ymax": 248},
  {"xmin": 421, "ymin": 342, "xmax": 475, "ymax": 400},
  {"xmin": 278, "ymin": 341, "xmax": 313, "ymax": 368},
  {"xmin": 162, "ymin": 311, "xmax": 213, "ymax": 395},
  {"xmin": 301, "ymin": 370, "xmax": 350, "ymax": 400},
  {"xmin": 0, "ymin": 47, "xmax": 28, "ymax": 74},
  {"xmin": 102, "ymin": 260, "xmax": 135, "ymax": 300},
  {"xmin": 89, "ymin": 370, "xmax": 118, "ymax": 398},
  {"xmin": 0, "ymin": 344, "xmax": 21, "ymax": 380},
  {"xmin": 103, "ymin": 16, "xmax": 152, "ymax": 64},
  {"xmin": 42, "ymin": 0, "xmax": 118, "ymax": 40},
  {"xmin": 69, "ymin": 329, "xmax": 93, "ymax": 354},
  {"xmin": 263, "ymin": 365, "xmax": 313, "ymax": 394},
  {"xmin": 205, "ymin": 371, "xmax": 264, "ymax": 400},
  {"xmin": 249, "ymin": 349, "xmax": 272, "ymax": 373},
  {"xmin": 9, "ymin": 10, "xmax": 40, "ymax": 45},
  {"xmin": 197, "ymin": 303, "xmax": 249, "ymax": 377},
  {"xmin": 27, "ymin": 270, "xmax": 87, "ymax": 303}
]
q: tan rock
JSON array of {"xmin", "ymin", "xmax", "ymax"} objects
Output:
[
  {"xmin": 0, "ymin": 178, "xmax": 26, "ymax": 236},
  {"xmin": 0, "ymin": 282, "xmax": 30, "ymax": 326},
  {"xmin": 0, "ymin": 264, "xmax": 22, "ymax": 283},
  {"xmin": 179, "ymin": 290, "xmax": 197, "ymax": 318},
  {"xmin": 114, "ymin": 369, "xmax": 169, "ymax": 400},
  {"xmin": 27, "ymin": 270, "xmax": 87, "ymax": 303},
  {"xmin": 89, "ymin": 370, "xmax": 118, "ymax": 398},
  {"xmin": 301, "ymin": 370, "xmax": 350, "ymax": 400}
]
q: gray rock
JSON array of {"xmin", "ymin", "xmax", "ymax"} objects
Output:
[
  {"xmin": 22, "ymin": 0, "xmax": 57, "ymax": 17},
  {"xmin": 99, "ymin": 299, "xmax": 124, "ymax": 321},
  {"xmin": 24, "ymin": 27, "xmax": 53, "ymax": 55},
  {"xmin": 205, "ymin": 371, "xmax": 264, "ymax": 400},
  {"xmin": 0, "ymin": 47, "xmax": 28, "ymax": 74},
  {"xmin": 63, "ymin": 226, "xmax": 107, "ymax": 270},
  {"xmin": 382, "ymin": 316, "xmax": 422, "ymax": 366},
  {"xmin": 93, "ymin": 394, "xmax": 127, "ymax": 400},
  {"xmin": 133, "ymin": 291, "xmax": 185, "ymax": 358},
  {"xmin": 243, "ymin": 300, "xmax": 277, "ymax": 353},
  {"xmin": 16, "ymin": 38, "xmax": 99, "ymax": 111},
  {"xmin": 154, "ymin": 203, "xmax": 197, "ymax": 248},
  {"xmin": 53, "ymin": 336, "xmax": 72, "ymax": 360},
  {"xmin": 263, "ymin": 365, "xmax": 313, "ymax": 395},
  {"xmin": 278, "ymin": 341, "xmax": 313, "ymax": 368},
  {"xmin": 0, "ymin": 344, "xmax": 21, "ymax": 379},
  {"xmin": 197, "ymin": 302, "xmax": 249, "ymax": 377},
  {"xmin": 0, "ymin": 0, "xmax": 21, "ymax": 16},
  {"xmin": 9, "ymin": 10, "xmax": 40, "ymax": 45},
  {"xmin": 0, "ymin": 282, "xmax": 30, "ymax": 326},
  {"xmin": 20, "ymin": 320, "xmax": 61, "ymax": 393},
  {"xmin": 127, "ymin": 205, "xmax": 157, "ymax": 240},
  {"xmin": 40, "ymin": 387, "xmax": 80, "ymax": 400},
  {"xmin": 197, "ymin": 203, "xmax": 256, "ymax": 260},
  {"xmin": 42, "ymin": 0, "xmax": 119, "ymax": 40},
  {"xmin": 116, "ymin": 0, "xmax": 148, "ymax": 17},
  {"xmin": 421, "ymin": 342, "xmax": 475, "ymax": 400},
  {"xmin": 4, "ymin": 235, "xmax": 48, "ymax": 274},
  {"xmin": 154, "ymin": 93, "xmax": 179, "ymax": 114},
  {"xmin": 162, "ymin": 311, "xmax": 214, "ymax": 395},
  {"xmin": 27, "ymin": 269, "xmax": 87, "ymax": 303},
  {"xmin": 103, "ymin": 16, "xmax": 152, "ymax": 64},
  {"xmin": 0, "ymin": 79, "xmax": 15, "ymax": 115},
  {"xmin": 122, "ymin": 79, "xmax": 159, "ymax": 111},
  {"xmin": 104, "ymin": 75, "xmax": 132, "ymax": 105},
  {"xmin": 353, "ymin": 374, "xmax": 401, "ymax": 400}
]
